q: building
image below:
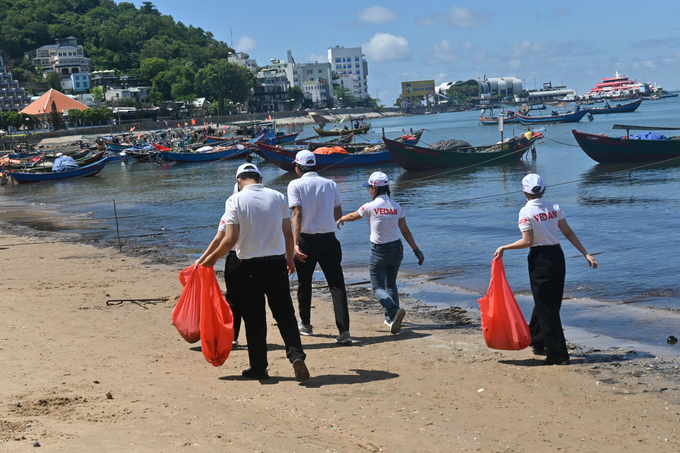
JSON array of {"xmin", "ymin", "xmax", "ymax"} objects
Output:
[
  {"xmin": 190, "ymin": 98, "xmax": 210, "ymax": 117},
  {"xmin": 228, "ymin": 52, "xmax": 259, "ymax": 74},
  {"xmin": 28, "ymin": 37, "xmax": 91, "ymax": 76},
  {"xmin": 105, "ymin": 86, "xmax": 150, "ymax": 103},
  {"xmin": 437, "ymin": 77, "xmax": 523, "ymax": 98},
  {"xmin": 254, "ymin": 59, "xmax": 291, "ymax": 111},
  {"xmin": 62, "ymin": 73, "xmax": 91, "ymax": 93},
  {"xmin": 327, "ymin": 46, "xmax": 368, "ymax": 100},
  {"xmin": 0, "ymin": 57, "xmax": 31, "ymax": 112},
  {"xmin": 299, "ymin": 60, "xmax": 333, "ymax": 108},
  {"xmin": 20, "ymin": 89, "xmax": 89, "ymax": 123}
]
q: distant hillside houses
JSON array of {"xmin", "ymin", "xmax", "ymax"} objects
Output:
[
  {"xmin": 27, "ymin": 37, "xmax": 92, "ymax": 93},
  {"xmin": 0, "ymin": 56, "xmax": 31, "ymax": 112}
]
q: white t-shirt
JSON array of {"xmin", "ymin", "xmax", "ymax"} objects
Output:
[
  {"xmin": 223, "ymin": 184, "xmax": 289, "ymax": 259},
  {"xmin": 287, "ymin": 172, "xmax": 342, "ymax": 234},
  {"xmin": 218, "ymin": 183, "xmax": 241, "ymax": 250},
  {"xmin": 518, "ymin": 199, "xmax": 565, "ymax": 247},
  {"xmin": 357, "ymin": 195, "xmax": 405, "ymax": 244}
]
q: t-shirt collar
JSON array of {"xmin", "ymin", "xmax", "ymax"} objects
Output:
[
  {"xmin": 526, "ymin": 198, "xmax": 542, "ymax": 206},
  {"xmin": 241, "ymin": 183, "xmax": 264, "ymax": 191},
  {"xmin": 301, "ymin": 172, "xmax": 319, "ymax": 178}
]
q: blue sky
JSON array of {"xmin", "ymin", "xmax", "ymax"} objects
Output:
[{"xmin": 136, "ymin": 1, "xmax": 680, "ymax": 102}]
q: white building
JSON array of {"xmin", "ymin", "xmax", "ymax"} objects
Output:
[
  {"xmin": 105, "ymin": 86, "xmax": 150, "ymax": 103},
  {"xmin": 28, "ymin": 37, "xmax": 92, "ymax": 77},
  {"xmin": 228, "ymin": 52, "xmax": 258, "ymax": 73},
  {"xmin": 327, "ymin": 46, "xmax": 368, "ymax": 100},
  {"xmin": 0, "ymin": 57, "xmax": 31, "ymax": 112},
  {"xmin": 255, "ymin": 59, "xmax": 290, "ymax": 111},
  {"xmin": 62, "ymin": 73, "xmax": 91, "ymax": 92},
  {"xmin": 300, "ymin": 61, "xmax": 333, "ymax": 108}
]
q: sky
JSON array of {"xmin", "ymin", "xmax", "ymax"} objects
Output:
[{"xmin": 133, "ymin": 1, "xmax": 680, "ymax": 103}]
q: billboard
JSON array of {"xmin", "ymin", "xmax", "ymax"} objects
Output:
[{"xmin": 401, "ymin": 80, "xmax": 435, "ymax": 98}]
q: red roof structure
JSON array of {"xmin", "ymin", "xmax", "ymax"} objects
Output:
[{"xmin": 20, "ymin": 89, "xmax": 89, "ymax": 115}]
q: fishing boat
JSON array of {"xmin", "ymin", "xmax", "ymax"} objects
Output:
[
  {"xmin": 255, "ymin": 142, "xmax": 393, "ymax": 172},
  {"xmin": 572, "ymin": 126, "xmax": 680, "ymax": 163},
  {"xmin": 160, "ymin": 145, "xmax": 248, "ymax": 162},
  {"xmin": 479, "ymin": 109, "xmax": 519, "ymax": 125},
  {"xmin": 584, "ymin": 98, "xmax": 642, "ymax": 115},
  {"xmin": 8, "ymin": 158, "xmax": 109, "ymax": 183},
  {"xmin": 383, "ymin": 131, "xmax": 543, "ymax": 171},
  {"xmin": 515, "ymin": 109, "xmax": 589, "ymax": 124},
  {"xmin": 314, "ymin": 124, "xmax": 371, "ymax": 136}
]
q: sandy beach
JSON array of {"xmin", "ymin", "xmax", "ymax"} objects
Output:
[{"xmin": 1, "ymin": 225, "xmax": 679, "ymax": 452}]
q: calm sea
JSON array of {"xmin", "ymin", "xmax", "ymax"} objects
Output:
[{"xmin": 3, "ymin": 99, "xmax": 680, "ymax": 350}]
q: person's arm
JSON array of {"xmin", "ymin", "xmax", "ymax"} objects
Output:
[
  {"xmin": 202, "ymin": 224, "xmax": 239, "ymax": 268},
  {"xmin": 282, "ymin": 218, "xmax": 296, "ymax": 275},
  {"xmin": 495, "ymin": 230, "xmax": 533, "ymax": 259},
  {"xmin": 558, "ymin": 218, "xmax": 598, "ymax": 268},
  {"xmin": 336, "ymin": 211, "xmax": 361, "ymax": 228},
  {"xmin": 398, "ymin": 218, "xmax": 424, "ymax": 265},
  {"xmin": 194, "ymin": 230, "xmax": 225, "ymax": 268},
  {"xmin": 334, "ymin": 205, "xmax": 343, "ymax": 221},
  {"xmin": 291, "ymin": 206, "xmax": 307, "ymax": 263}
]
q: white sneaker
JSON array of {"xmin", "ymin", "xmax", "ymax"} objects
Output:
[
  {"xmin": 298, "ymin": 320, "xmax": 313, "ymax": 336},
  {"xmin": 389, "ymin": 308, "xmax": 406, "ymax": 334},
  {"xmin": 335, "ymin": 331, "xmax": 353, "ymax": 345},
  {"xmin": 232, "ymin": 340, "xmax": 239, "ymax": 346}
]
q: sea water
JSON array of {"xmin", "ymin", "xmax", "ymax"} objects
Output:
[{"xmin": 2, "ymin": 98, "xmax": 680, "ymax": 353}]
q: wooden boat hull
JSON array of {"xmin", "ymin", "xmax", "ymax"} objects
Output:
[
  {"xmin": 479, "ymin": 116, "xmax": 520, "ymax": 125},
  {"xmin": 314, "ymin": 125, "xmax": 370, "ymax": 136},
  {"xmin": 383, "ymin": 134, "xmax": 540, "ymax": 171},
  {"xmin": 585, "ymin": 99, "xmax": 642, "ymax": 114},
  {"xmin": 10, "ymin": 158, "xmax": 109, "ymax": 183},
  {"xmin": 161, "ymin": 147, "xmax": 248, "ymax": 162},
  {"xmin": 572, "ymin": 130, "xmax": 680, "ymax": 163},
  {"xmin": 255, "ymin": 142, "xmax": 393, "ymax": 172},
  {"xmin": 516, "ymin": 110, "xmax": 588, "ymax": 124}
]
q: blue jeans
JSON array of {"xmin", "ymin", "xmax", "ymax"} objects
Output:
[{"xmin": 369, "ymin": 240, "xmax": 403, "ymax": 322}]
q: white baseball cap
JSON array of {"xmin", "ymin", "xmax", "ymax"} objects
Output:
[
  {"xmin": 363, "ymin": 171, "xmax": 390, "ymax": 187},
  {"xmin": 522, "ymin": 173, "xmax": 546, "ymax": 194},
  {"xmin": 236, "ymin": 163, "xmax": 261, "ymax": 178},
  {"xmin": 294, "ymin": 150, "xmax": 316, "ymax": 166}
]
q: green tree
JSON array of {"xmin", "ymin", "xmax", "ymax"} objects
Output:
[
  {"xmin": 446, "ymin": 83, "xmax": 479, "ymax": 104},
  {"xmin": 139, "ymin": 57, "xmax": 168, "ymax": 82},
  {"xmin": 286, "ymin": 86, "xmax": 305, "ymax": 110},
  {"xmin": 67, "ymin": 108, "xmax": 82, "ymax": 127},
  {"xmin": 50, "ymin": 100, "xmax": 62, "ymax": 130},
  {"xmin": 194, "ymin": 61, "xmax": 254, "ymax": 104},
  {"xmin": 91, "ymin": 86, "xmax": 105, "ymax": 103},
  {"xmin": 333, "ymin": 86, "xmax": 356, "ymax": 107},
  {"xmin": 46, "ymin": 72, "xmax": 63, "ymax": 91}
]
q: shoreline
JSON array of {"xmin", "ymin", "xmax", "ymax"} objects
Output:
[
  {"xmin": 1, "ymin": 219, "xmax": 679, "ymax": 451},
  {"xmin": 2, "ymin": 196, "xmax": 679, "ymax": 359}
]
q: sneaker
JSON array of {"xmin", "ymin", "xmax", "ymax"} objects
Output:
[
  {"xmin": 384, "ymin": 319, "xmax": 391, "ymax": 327},
  {"xmin": 232, "ymin": 340, "xmax": 239, "ymax": 347},
  {"xmin": 292, "ymin": 359, "xmax": 310, "ymax": 382},
  {"xmin": 389, "ymin": 308, "xmax": 406, "ymax": 334},
  {"xmin": 241, "ymin": 367, "xmax": 269, "ymax": 380},
  {"xmin": 335, "ymin": 331, "xmax": 353, "ymax": 345},
  {"xmin": 298, "ymin": 320, "xmax": 313, "ymax": 336}
]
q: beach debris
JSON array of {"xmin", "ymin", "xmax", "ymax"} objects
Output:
[
  {"xmin": 33, "ymin": 441, "xmax": 40, "ymax": 447},
  {"xmin": 106, "ymin": 298, "xmax": 169, "ymax": 309},
  {"xmin": 667, "ymin": 335, "xmax": 678, "ymax": 345},
  {"xmin": 106, "ymin": 392, "xmax": 113, "ymax": 400},
  {"xmin": 477, "ymin": 388, "xmax": 484, "ymax": 393}
]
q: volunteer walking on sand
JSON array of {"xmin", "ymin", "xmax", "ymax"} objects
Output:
[
  {"xmin": 200, "ymin": 163, "xmax": 310, "ymax": 382},
  {"xmin": 337, "ymin": 172, "xmax": 424, "ymax": 334},
  {"xmin": 288, "ymin": 150, "xmax": 352, "ymax": 345},
  {"xmin": 195, "ymin": 183, "xmax": 243, "ymax": 347},
  {"xmin": 495, "ymin": 174, "xmax": 598, "ymax": 365}
]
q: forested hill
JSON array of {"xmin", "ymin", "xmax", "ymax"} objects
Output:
[{"xmin": 0, "ymin": 0, "xmax": 233, "ymax": 71}]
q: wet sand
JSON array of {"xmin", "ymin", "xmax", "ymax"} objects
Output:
[{"xmin": 1, "ymin": 225, "xmax": 679, "ymax": 451}]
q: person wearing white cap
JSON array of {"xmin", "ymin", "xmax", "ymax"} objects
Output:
[
  {"xmin": 200, "ymin": 163, "xmax": 310, "ymax": 382},
  {"xmin": 495, "ymin": 173, "xmax": 598, "ymax": 366},
  {"xmin": 336, "ymin": 172, "xmax": 424, "ymax": 334},
  {"xmin": 287, "ymin": 150, "xmax": 352, "ymax": 345},
  {"xmin": 194, "ymin": 182, "xmax": 244, "ymax": 347}
]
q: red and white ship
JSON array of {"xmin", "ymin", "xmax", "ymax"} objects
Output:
[{"xmin": 586, "ymin": 71, "xmax": 651, "ymax": 99}]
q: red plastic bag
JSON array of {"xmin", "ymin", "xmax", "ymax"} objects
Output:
[
  {"xmin": 198, "ymin": 265, "xmax": 234, "ymax": 367},
  {"xmin": 172, "ymin": 266, "xmax": 202, "ymax": 343},
  {"xmin": 477, "ymin": 258, "xmax": 531, "ymax": 350}
]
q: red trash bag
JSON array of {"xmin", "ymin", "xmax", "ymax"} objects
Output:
[
  {"xmin": 198, "ymin": 265, "xmax": 234, "ymax": 367},
  {"xmin": 172, "ymin": 266, "xmax": 202, "ymax": 343},
  {"xmin": 477, "ymin": 257, "xmax": 531, "ymax": 350}
]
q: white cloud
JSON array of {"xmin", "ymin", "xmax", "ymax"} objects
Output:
[
  {"xmin": 235, "ymin": 36, "xmax": 256, "ymax": 53},
  {"xmin": 448, "ymin": 6, "xmax": 488, "ymax": 28},
  {"xmin": 363, "ymin": 33, "xmax": 411, "ymax": 62},
  {"xmin": 433, "ymin": 39, "xmax": 456, "ymax": 61},
  {"xmin": 357, "ymin": 6, "xmax": 397, "ymax": 24},
  {"xmin": 509, "ymin": 59, "xmax": 522, "ymax": 69},
  {"xmin": 305, "ymin": 52, "xmax": 328, "ymax": 63}
]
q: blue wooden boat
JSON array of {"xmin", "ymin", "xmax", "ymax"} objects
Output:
[
  {"xmin": 584, "ymin": 98, "xmax": 642, "ymax": 114},
  {"xmin": 515, "ymin": 109, "xmax": 588, "ymax": 124},
  {"xmin": 9, "ymin": 158, "xmax": 109, "ymax": 183},
  {"xmin": 161, "ymin": 145, "xmax": 248, "ymax": 162},
  {"xmin": 106, "ymin": 143, "xmax": 134, "ymax": 152},
  {"xmin": 255, "ymin": 142, "xmax": 394, "ymax": 172}
]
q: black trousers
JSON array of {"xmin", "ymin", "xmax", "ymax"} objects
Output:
[
  {"xmin": 224, "ymin": 251, "xmax": 242, "ymax": 341},
  {"xmin": 528, "ymin": 245, "xmax": 569, "ymax": 362},
  {"xmin": 237, "ymin": 256, "xmax": 306, "ymax": 371},
  {"xmin": 295, "ymin": 232, "xmax": 350, "ymax": 333}
]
